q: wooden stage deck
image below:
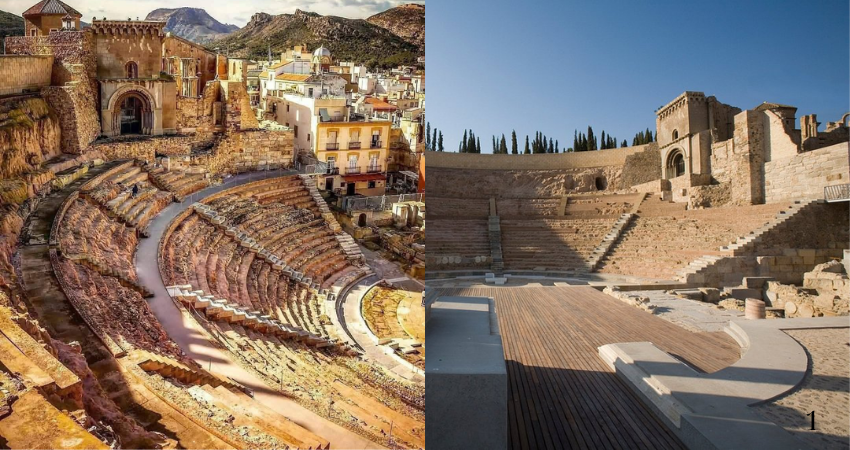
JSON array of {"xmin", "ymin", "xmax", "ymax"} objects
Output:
[{"xmin": 427, "ymin": 286, "xmax": 741, "ymax": 450}]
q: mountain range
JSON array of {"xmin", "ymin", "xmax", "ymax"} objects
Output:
[
  {"xmin": 0, "ymin": 10, "xmax": 24, "ymax": 41},
  {"xmin": 209, "ymin": 8, "xmax": 421, "ymax": 68},
  {"xmin": 145, "ymin": 8, "xmax": 238, "ymax": 43},
  {"xmin": 366, "ymin": 3, "xmax": 424, "ymax": 50}
]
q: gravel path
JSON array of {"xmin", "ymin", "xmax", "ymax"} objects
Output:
[{"xmin": 754, "ymin": 328, "xmax": 850, "ymax": 450}]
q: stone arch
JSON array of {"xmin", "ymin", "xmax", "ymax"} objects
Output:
[
  {"xmin": 358, "ymin": 213, "xmax": 367, "ymax": 227},
  {"xmin": 665, "ymin": 148, "xmax": 686, "ymax": 179},
  {"xmin": 594, "ymin": 176, "xmax": 607, "ymax": 191},
  {"xmin": 108, "ymin": 88, "xmax": 155, "ymax": 136}
]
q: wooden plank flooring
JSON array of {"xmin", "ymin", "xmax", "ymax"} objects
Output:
[{"xmin": 428, "ymin": 286, "xmax": 741, "ymax": 450}]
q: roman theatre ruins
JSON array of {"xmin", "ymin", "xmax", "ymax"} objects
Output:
[{"xmin": 426, "ymin": 91, "xmax": 849, "ymax": 450}]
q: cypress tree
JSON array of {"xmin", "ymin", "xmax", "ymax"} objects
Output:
[
  {"xmin": 555, "ymin": 140, "xmax": 559, "ymax": 153},
  {"xmin": 461, "ymin": 130, "xmax": 468, "ymax": 153},
  {"xmin": 573, "ymin": 130, "xmax": 578, "ymax": 152},
  {"xmin": 622, "ymin": 139, "xmax": 627, "ymax": 148},
  {"xmin": 601, "ymin": 131, "xmax": 606, "ymax": 149},
  {"xmin": 499, "ymin": 134, "xmax": 508, "ymax": 154},
  {"xmin": 438, "ymin": 132, "xmax": 444, "ymax": 152},
  {"xmin": 492, "ymin": 136, "xmax": 497, "ymax": 153},
  {"xmin": 524, "ymin": 135, "xmax": 530, "ymax": 154},
  {"xmin": 548, "ymin": 138, "xmax": 554, "ymax": 153},
  {"xmin": 476, "ymin": 136, "xmax": 481, "ymax": 154},
  {"xmin": 511, "ymin": 130, "xmax": 518, "ymax": 154},
  {"xmin": 426, "ymin": 123, "xmax": 431, "ymax": 150},
  {"xmin": 433, "ymin": 129, "xmax": 437, "ymax": 151}
]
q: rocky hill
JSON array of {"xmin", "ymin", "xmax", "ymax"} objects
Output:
[
  {"xmin": 210, "ymin": 9, "xmax": 419, "ymax": 68},
  {"xmin": 0, "ymin": 10, "xmax": 24, "ymax": 40},
  {"xmin": 146, "ymin": 7, "xmax": 238, "ymax": 43},
  {"xmin": 366, "ymin": 3, "xmax": 424, "ymax": 50}
]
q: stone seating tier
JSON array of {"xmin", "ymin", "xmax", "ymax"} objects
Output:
[
  {"xmin": 597, "ymin": 198, "xmax": 790, "ymax": 280},
  {"xmin": 52, "ymin": 256, "xmax": 183, "ymax": 359},
  {"xmin": 162, "ymin": 216, "xmax": 332, "ymax": 337},
  {"xmin": 197, "ymin": 317, "xmax": 424, "ymax": 449},
  {"xmin": 58, "ymin": 198, "xmax": 139, "ymax": 280},
  {"xmin": 499, "ymin": 218, "xmax": 616, "ymax": 270}
]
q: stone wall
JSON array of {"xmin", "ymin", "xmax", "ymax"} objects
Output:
[
  {"xmin": 620, "ymin": 143, "xmax": 660, "ymax": 187},
  {"xmin": 87, "ymin": 135, "xmax": 199, "ymax": 163},
  {"xmin": 425, "ymin": 144, "xmax": 648, "ymax": 170},
  {"xmin": 763, "ymin": 142, "xmax": 849, "ymax": 203},
  {"xmin": 0, "ymin": 97, "xmax": 62, "ymax": 181},
  {"xmin": 204, "ymin": 130, "xmax": 294, "ymax": 174},
  {"xmin": 5, "ymin": 32, "xmax": 100, "ymax": 154},
  {"xmin": 0, "ymin": 55, "xmax": 53, "ymax": 96},
  {"xmin": 427, "ymin": 166, "xmax": 624, "ymax": 198}
]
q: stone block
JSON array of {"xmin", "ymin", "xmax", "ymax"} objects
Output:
[{"xmin": 427, "ymin": 296, "xmax": 507, "ymax": 450}]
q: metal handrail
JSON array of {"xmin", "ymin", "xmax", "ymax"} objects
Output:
[{"xmin": 824, "ymin": 183, "xmax": 850, "ymax": 202}]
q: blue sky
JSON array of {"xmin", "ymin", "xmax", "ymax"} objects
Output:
[{"xmin": 426, "ymin": 0, "xmax": 849, "ymax": 152}]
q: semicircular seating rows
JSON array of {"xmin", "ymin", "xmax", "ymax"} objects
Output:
[
  {"xmin": 160, "ymin": 175, "xmax": 424, "ymax": 449},
  {"xmin": 45, "ymin": 161, "xmax": 334, "ymax": 449}
]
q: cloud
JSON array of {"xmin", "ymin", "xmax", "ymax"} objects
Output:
[{"xmin": 0, "ymin": 0, "xmax": 424, "ymax": 26}]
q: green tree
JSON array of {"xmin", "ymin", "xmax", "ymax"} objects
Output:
[
  {"xmin": 499, "ymin": 134, "xmax": 508, "ymax": 154},
  {"xmin": 438, "ymin": 132, "xmax": 444, "ymax": 151},
  {"xmin": 425, "ymin": 122, "xmax": 431, "ymax": 150},
  {"xmin": 433, "ymin": 129, "xmax": 438, "ymax": 152},
  {"xmin": 476, "ymin": 136, "xmax": 481, "ymax": 154},
  {"xmin": 511, "ymin": 130, "xmax": 518, "ymax": 154},
  {"xmin": 524, "ymin": 135, "xmax": 530, "ymax": 154},
  {"xmin": 622, "ymin": 139, "xmax": 628, "ymax": 148},
  {"xmin": 461, "ymin": 130, "xmax": 468, "ymax": 153},
  {"xmin": 587, "ymin": 126, "xmax": 597, "ymax": 151}
]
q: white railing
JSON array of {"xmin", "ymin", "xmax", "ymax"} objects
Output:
[
  {"xmin": 343, "ymin": 193, "xmax": 423, "ymax": 212},
  {"xmin": 824, "ymin": 183, "xmax": 850, "ymax": 202}
]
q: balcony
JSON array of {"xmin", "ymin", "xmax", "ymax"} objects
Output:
[
  {"xmin": 367, "ymin": 164, "xmax": 382, "ymax": 173},
  {"xmin": 348, "ymin": 141, "xmax": 361, "ymax": 149},
  {"xmin": 325, "ymin": 142, "xmax": 339, "ymax": 150},
  {"xmin": 345, "ymin": 167, "xmax": 362, "ymax": 175},
  {"xmin": 326, "ymin": 167, "xmax": 339, "ymax": 175},
  {"xmin": 370, "ymin": 140, "xmax": 383, "ymax": 149}
]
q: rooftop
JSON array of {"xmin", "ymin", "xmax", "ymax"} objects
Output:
[{"xmin": 23, "ymin": 0, "xmax": 81, "ymax": 17}]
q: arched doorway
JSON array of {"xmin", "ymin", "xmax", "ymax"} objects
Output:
[
  {"xmin": 112, "ymin": 91, "xmax": 153, "ymax": 136},
  {"xmin": 358, "ymin": 213, "xmax": 367, "ymax": 227},
  {"xmin": 665, "ymin": 149, "xmax": 686, "ymax": 179},
  {"xmin": 594, "ymin": 177, "xmax": 607, "ymax": 191}
]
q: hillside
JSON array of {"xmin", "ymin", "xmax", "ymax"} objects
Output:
[
  {"xmin": 210, "ymin": 9, "xmax": 419, "ymax": 68},
  {"xmin": 146, "ymin": 7, "xmax": 238, "ymax": 43},
  {"xmin": 0, "ymin": 10, "xmax": 24, "ymax": 40},
  {"xmin": 367, "ymin": 3, "xmax": 424, "ymax": 50}
]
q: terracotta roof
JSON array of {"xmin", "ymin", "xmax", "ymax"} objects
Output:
[
  {"xmin": 364, "ymin": 97, "xmax": 397, "ymax": 110},
  {"xmin": 275, "ymin": 73, "xmax": 311, "ymax": 82},
  {"xmin": 23, "ymin": 0, "xmax": 81, "ymax": 17}
]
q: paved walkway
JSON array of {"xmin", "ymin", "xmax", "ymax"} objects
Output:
[
  {"xmin": 428, "ymin": 286, "xmax": 742, "ymax": 450},
  {"xmin": 135, "ymin": 170, "xmax": 381, "ymax": 449},
  {"xmin": 342, "ymin": 277, "xmax": 424, "ymax": 383},
  {"xmin": 754, "ymin": 328, "xmax": 850, "ymax": 450},
  {"xmin": 613, "ymin": 290, "xmax": 744, "ymax": 333}
]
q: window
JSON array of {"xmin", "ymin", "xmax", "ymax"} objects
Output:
[
  {"xmin": 308, "ymin": 88, "xmax": 314, "ymax": 97},
  {"xmin": 307, "ymin": 133, "xmax": 311, "ymax": 142},
  {"xmin": 31, "ymin": 29, "xmax": 37, "ymax": 36},
  {"xmin": 348, "ymin": 155, "xmax": 358, "ymax": 168},
  {"xmin": 125, "ymin": 61, "xmax": 138, "ymax": 79},
  {"xmin": 286, "ymin": 104, "xmax": 290, "ymax": 112},
  {"xmin": 368, "ymin": 181, "xmax": 376, "ymax": 189},
  {"xmin": 294, "ymin": 125, "xmax": 298, "ymax": 138},
  {"xmin": 672, "ymin": 129, "xmax": 679, "ymax": 140}
]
